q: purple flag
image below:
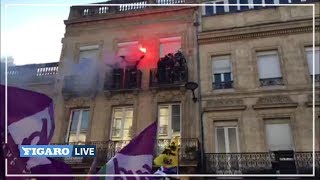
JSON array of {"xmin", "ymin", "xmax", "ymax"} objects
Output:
[
  {"xmin": 0, "ymin": 84, "xmax": 73, "ymax": 179},
  {"xmin": 91, "ymin": 121, "xmax": 157, "ymax": 180}
]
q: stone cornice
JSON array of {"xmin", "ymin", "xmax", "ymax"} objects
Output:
[
  {"xmin": 198, "ymin": 18, "xmax": 320, "ymax": 44},
  {"xmin": 65, "ymin": 6, "xmax": 195, "ymax": 25}
]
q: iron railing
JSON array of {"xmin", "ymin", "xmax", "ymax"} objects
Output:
[
  {"xmin": 68, "ymin": 0, "xmax": 195, "ymax": 20},
  {"xmin": 150, "ymin": 67, "xmax": 188, "ymax": 88},
  {"xmin": 205, "ymin": 151, "xmax": 320, "ymax": 175},
  {"xmin": 52, "ymin": 138, "xmax": 199, "ymax": 168},
  {"xmin": 2, "ymin": 62, "xmax": 58, "ymax": 85},
  {"xmin": 312, "ymin": 74, "xmax": 320, "ymax": 82},
  {"xmin": 213, "ymin": 81, "xmax": 233, "ymax": 90},
  {"xmin": 260, "ymin": 77, "xmax": 284, "ymax": 86},
  {"xmin": 104, "ymin": 68, "xmax": 142, "ymax": 91}
]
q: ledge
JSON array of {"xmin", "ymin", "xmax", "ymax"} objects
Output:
[
  {"xmin": 203, "ymin": 105, "xmax": 247, "ymax": 112},
  {"xmin": 252, "ymin": 103, "xmax": 298, "ymax": 110}
]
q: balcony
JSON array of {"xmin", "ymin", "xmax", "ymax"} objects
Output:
[
  {"xmin": 67, "ymin": 0, "xmax": 196, "ymax": 23},
  {"xmin": 213, "ymin": 81, "xmax": 233, "ymax": 90},
  {"xmin": 104, "ymin": 68, "xmax": 142, "ymax": 92},
  {"xmin": 52, "ymin": 138, "xmax": 199, "ymax": 170},
  {"xmin": 1, "ymin": 62, "xmax": 58, "ymax": 85},
  {"xmin": 62, "ymin": 74, "xmax": 99, "ymax": 98},
  {"xmin": 205, "ymin": 151, "xmax": 320, "ymax": 175},
  {"xmin": 150, "ymin": 51, "xmax": 188, "ymax": 89},
  {"xmin": 260, "ymin": 77, "xmax": 284, "ymax": 86},
  {"xmin": 311, "ymin": 74, "xmax": 320, "ymax": 82}
]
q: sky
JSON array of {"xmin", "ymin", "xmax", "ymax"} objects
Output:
[{"xmin": 1, "ymin": 0, "xmax": 104, "ymax": 65}]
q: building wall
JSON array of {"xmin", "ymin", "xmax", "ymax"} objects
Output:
[
  {"xmin": 198, "ymin": 3, "xmax": 320, "ymax": 153},
  {"xmin": 52, "ymin": 7, "xmax": 200, "ymax": 144}
]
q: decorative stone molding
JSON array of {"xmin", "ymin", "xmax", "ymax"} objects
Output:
[
  {"xmin": 155, "ymin": 90, "xmax": 186, "ymax": 102},
  {"xmin": 204, "ymin": 98, "xmax": 246, "ymax": 112},
  {"xmin": 253, "ymin": 95, "xmax": 298, "ymax": 109},
  {"xmin": 65, "ymin": 97, "xmax": 93, "ymax": 108},
  {"xmin": 199, "ymin": 26, "xmax": 319, "ymax": 44},
  {"xmin": 306, "ymin": 94, "xmax": 320, "ymax": 107},
  {"xmin": 109, "ymin": 93, "xmax": 135, "ymax": 105}
]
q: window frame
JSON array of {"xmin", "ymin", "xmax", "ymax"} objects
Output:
[
  {"xmin": 157, "ymin": 103, "xmax": 182, "ymax": 139},
  {"xmin": 65, "ymin": 108, "xmax": 90, "ymax": 144},
  {"xmin": 214, "ymin": 126, "xmax": 240, "ymax": 153},
  {"xmin": 212, "ymin": 55, "xmax": 233, "ymax": 89},
  {"xmin": 305, "ymin": 46, "xmax": 320, "ymax": 76},
  {"xmin": 110, "ymin": 106, "xmax": 134, "ymax": 141}
]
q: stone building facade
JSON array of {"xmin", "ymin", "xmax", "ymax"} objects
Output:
[
  {"xmin": 199, "ymin": 0, "xmax": 320, "ymax": 174},
  {"xmin": 2, "ymin": 0, "xmax": 320, "ymax": 176}
]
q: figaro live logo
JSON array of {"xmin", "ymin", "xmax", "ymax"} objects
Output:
[{"xmin": 19, "ymin": 145, "xmax": 96, "ymax": 157}]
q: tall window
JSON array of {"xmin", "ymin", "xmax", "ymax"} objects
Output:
[
  {"xmin": 265, "ymin": 121, "xmax": 293, "ymax": 151},
  {"xmin": 257, "ymin": 50, "xmax": 283, "ymax": 86},
  {"xmin": 305, "ymin": 46, "xmax": 320, "ymax": 81},
  {"xmin": 212, "ymin": 56, "xmax": 233, "ymax": 89},
  {"xmin": 159, "ymin": 37, "xmax": 181, "ymax": 57},
  {"xmin": 67, "ymin": 109, "xmax": 90, "ymax": 144},
  {"xmin": 158, "ymin": 104, "xmax": 181, "ymax": 138},
  {"xmin": 111, "ymin": 107, "xmax": 133, "ymax": 141},
  {"xmin": 215, "ymin": 126, "xmax": 239, "ymax": 153}
]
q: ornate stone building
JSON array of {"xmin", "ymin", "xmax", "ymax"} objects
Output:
[
  {"xmin": 199, "ymin": 0, "xmax": 320, "ymax": 175},
  {"xmin": 2, "ymin": 0, "xmax": 320, "ymax": 176},
  {"xmin": 51, "ymin": 0, "xmax": 200, "ymax": 174}
]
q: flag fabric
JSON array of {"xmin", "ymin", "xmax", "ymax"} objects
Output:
[
  {"xmin": 94, "ymin": 121, "xmax": 157, "ymax": 180},
  {"xmin": 0, "ymin": 84, "xmax": 73, "ymax": 179},
  {"xmin": 153, "ymin": 136, "xmax": 179, "ymax": 169}
]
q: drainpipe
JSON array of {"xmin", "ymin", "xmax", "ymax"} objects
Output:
[{"xmin": 194, "ymin": 10, "xmax": 205, "ymax": 173}]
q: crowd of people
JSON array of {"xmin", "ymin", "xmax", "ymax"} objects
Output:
[{"xmin": 156, "ymin": 50, "xmax": 187, "ymax": 84}]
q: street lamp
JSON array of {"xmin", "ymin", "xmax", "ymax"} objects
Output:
[{"xmin": 185, "ymin": 82, "xmax": 198, "ymax": 102}]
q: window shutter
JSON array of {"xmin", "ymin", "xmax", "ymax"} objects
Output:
[
  {"xmin": 212, "ymin": 57, "xmax": 231, "ymax": 74},
  {"xmin": 306, "ymin": 47, "xmax": 320, "ymax": 75},
  {"xmin": 257, "ymin": 51, "xmax": 282, "ymax": 79},
  {"xmin": 265, "ymin": 123, "xmax": 293, "ymax": 151},
  {"xmin": 159, "ymin": 37, "xmax": 181, "ymax": 57}
]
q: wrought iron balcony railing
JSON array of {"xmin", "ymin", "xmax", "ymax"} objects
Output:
[
  {"xmin": 205, "ymin": 151, "xmax": 320, "ymax": 175},
  {"xmin": 52, "ymin": 138, "xmax": 199, "ymax": 169},
  {"xmin": 1, "ymin": 62, "xmax": 58, "ymax": 85},
  {"xmin": 67, "ymin": 0, "xmax": 195, "ymax": 21},
  {"xmin": 213, "ymin": 81, "xmax": 233, "ymax": 90},
  {"xmin": 104, "ymin": 68, "xmax": 142, "ymax": 91},
  {"xmin": 150, "ymin": 67, "xmax": 188, "ymax": 88},
  {"xmin": 260, "ymin": 77, "xmax": 284, "ymax": 86}
]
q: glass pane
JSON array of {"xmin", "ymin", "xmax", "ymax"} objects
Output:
[
  {"xmin": 172, "ymin": 116, "xmax": 180, "ymax": 133},
  {"xmin": 159, "ymin": 107, "xmax": 169, "ymax": 116},
  {"xmin": 80, "ymin": 110, "xmax": 90, "ymax": 131},
  {"xmin": 125, "ymin": 109, "xmax": 133, "ymax": 118},
  {"xmin": 70, "ymin": 111, "xmax": 80, "ymax": 132},
  {"xmin": 172, "ymin": 105, "xmax": 180, "ymax": 116},
  {"xmin": 228, "ymin": 128, "xmax": 238, "ymax": 153},
  {"xmin": 172, "ymin": 105, "xmax": 180, "ymax": 133},
  {"xmin": 77, "ymin": 133, "xmax": 86, "ymax": 144},
  {"xmin": 112, "ymin": 118, "xmax": 122, "ymax": 137},
  {"xmin": 217, "ymin": 128, "xmax": 226, "ymax": 153},
  {"xmin": 114, "ymin": 109, "xmax": 123, "ymax": 118},
  {"xmin": 214, "ymin": 74, "xmax": 222, "ymax": 83},
  {"xmin": 224, "ymin": 73, "xmax": 232, "ymax": 82},
  {"xmin": 68, "ymin": 133, "xmax": 77, "ymax": 143}
]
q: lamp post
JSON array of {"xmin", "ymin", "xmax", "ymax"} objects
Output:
[{"xmin": 185, "ymin": 82, "xmax": 198, "ymax": 102}]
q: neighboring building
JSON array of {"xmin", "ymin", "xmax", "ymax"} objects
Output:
[
  {"xmin": 0, "ymin": 62, "xmax": 59, "ymax": 98},
  {"xmin": 52, "ymin": 0, "xmax": 200, "ymax": 173},
  {"xmin": 2, "ymin": 0, "xmax": 320, "ymax": 176},
  {"xmin": 199, "ymin": 0, "xmax": 320, "ymax": 175}
]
